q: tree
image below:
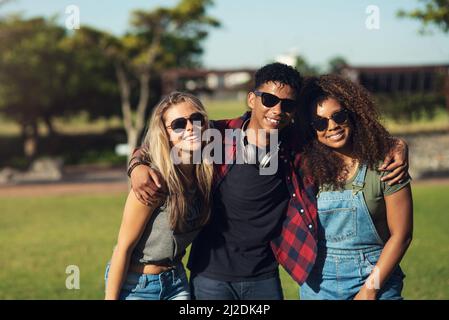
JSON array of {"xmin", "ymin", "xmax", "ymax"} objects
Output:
[
  {"xmin": 0, "ymin": 15, "xmax": 120, "ymax": 159},
  {"xmin": 60, "ymin": 30, "xmax": 121, "ymax": 122},
  {"xmin": 376, "ymin": 92, "xmax": 446, "ymax": 122},
  {"xmin": 398, "ymin": 0, "xmax": 449, "ymax": 116},
  {"xmin": 0, "ymin": 0, "xmax": 15, "ymax": 10},
  {"xmin": 71, "ymin": 0, "xmax": 220, "ymax": 163},
  {"xmin": 327, "ymin": 56, "xmax": 348, "ymax": 74},
  {"xmin": 118, "ymin": 0, "xmax": 220, "ymax": 161},
  {"xmin": 295, "ymin": 55, "xmax": 319, "ymax": 76},
  {"xmin": 398, "ymin": 0, "xmax": 449, "ymax": 34},
  {"xmin": 0, "ymin": 16, "xmax": 66, "ymax": 158}
]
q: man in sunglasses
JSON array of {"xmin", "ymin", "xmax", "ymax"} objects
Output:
[{"xmin": 127, "ymin": 63, "xmax": 409, "ymax": 300}]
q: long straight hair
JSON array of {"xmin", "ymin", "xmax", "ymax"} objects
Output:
[{"xmin": 141, "ymin": 92, "xmax": 213, "ymax": 232}]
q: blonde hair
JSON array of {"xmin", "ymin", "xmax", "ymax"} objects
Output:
[{"xmin": 141, "ymin": 92, "xmax": 213, "ymax": 232}]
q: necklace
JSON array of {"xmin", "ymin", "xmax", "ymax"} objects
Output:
[{"xmin": 336, "ymin": 158, "xmax": 358, "ymax": 182}]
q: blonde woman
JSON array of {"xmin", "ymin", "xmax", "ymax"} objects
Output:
[{"xmin": 105, "ymin": 92, "xmax": 213, "ymax": 300}]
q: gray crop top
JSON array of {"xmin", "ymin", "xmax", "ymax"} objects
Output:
[{"xmin": 130, "ymin": 194, "xmax": 204, "ymax": 266}]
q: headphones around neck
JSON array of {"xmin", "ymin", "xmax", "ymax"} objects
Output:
[{"xmin": 239, "ymin": 120, "xmax": 281, "ymax": 168}]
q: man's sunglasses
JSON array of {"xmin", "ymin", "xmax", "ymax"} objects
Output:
[
  {"xmin": 253, "ymin": 91, "xmax": 297, "ymax": 113},
  {"xmin": 311, "ymin": 109, "xmax": 349, "ymax": 132},
  {"xmin": 166, "ymin": 112, "xmax": 205, "ymax": 133}
]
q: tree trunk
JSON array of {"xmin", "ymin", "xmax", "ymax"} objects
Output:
[
  {"xmin": 126, "ymin": 128, "xmax": 139, "ymax": 190},
  {"xmin": 134, "ymin": 72, "xmax": 150, "ymax": 144},
  {"xmin": 115, "ymin": 63, "xmax": 151, "ymax": 164},
  {"xmin": 115, "ymin": 62, "xmax": 153, "ymax": 193},
  {"xmin": 127, "ymin": 128, "xmax": 139, "ymax": 165},
  {"xmin": 115, "ymin": 63, "xmax": 133, "ymax": 133},
  {"xmin": 43, "ymin": 115, "xmax": 56, "ymax": 138},
  {"xmin": 23, "ymin": 121, "xmax": 38, "ymax": 161}
]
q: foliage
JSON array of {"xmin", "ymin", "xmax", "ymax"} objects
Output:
[
  {"xmin": 375, "ymin": 92, "xmax": 446, "ymax": 122},
  {"xmin": 0, "ymin": 15, "xmax": 120, "ymax": 159},
  {"xmin": 70, "ymin": 0, "xmax": 220, "ymax": 161},
  {"xmin": 0, "ymin": 0, "xmax": 220, "ymax": 160},
  {"xmin": 327, "ymin": 56, "xmax": 348, "ymax": 74},
  {"xmin": 295, "ymin": 55, "xmax": 319, "ymax": 76},
  {"xmin": 398, "ymin": 0, "xmax": 449, "ymax": 34}
]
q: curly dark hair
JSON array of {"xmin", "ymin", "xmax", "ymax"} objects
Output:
[
  {"xmin": 254, "ymin": 63, "xmax": 303, "ymax": 98},
  {"xmin": 297, "ymin": 74, "xmax": 395, "ymax": 189}
]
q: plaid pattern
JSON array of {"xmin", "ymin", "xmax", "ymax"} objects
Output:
[{"xmin": 211, "ymin": 112, "xmax": 318, "ymax": 285}]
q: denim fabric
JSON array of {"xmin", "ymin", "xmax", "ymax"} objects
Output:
[
  {"xmin": 104, "ymin": 263, "xmax": 190, "ymax": 300},
  {"xmin": 300, "ymin": 247, "xmax": 405, "ymax": 300},
  {"xmin": 300, "ymin": 164, "xmax": 405, "ymax": 300},
  {"xmin": 190, "ymin": 273, "xmax": 284, "ymax": 300}
]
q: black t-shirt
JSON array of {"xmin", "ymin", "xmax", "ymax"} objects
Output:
[{"xmin": 187, "ymin": 161, "xmax": 290, "ymax": 281}]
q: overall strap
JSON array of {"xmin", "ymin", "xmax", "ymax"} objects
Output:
[{"xmin": 352, "ymin": 163, "xmax": 368, "ymax": 194}]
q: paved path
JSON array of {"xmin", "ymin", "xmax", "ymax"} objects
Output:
[
  {"xmin": 0, "ymin": 165, "xmax": 128, "ymax": 197},
  {"xmin": 0, "ymin": 167, "xmax": 448, "ymax": 197},
  {"xmin": 0, "ymin": 181, "xmax": 128, "ymax": 197}
]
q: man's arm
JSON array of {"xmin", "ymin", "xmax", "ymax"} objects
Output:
[
  {"xmin": 380, "ymin": 138, "xmax": 410, "ymax": 186},
  {"xmin": 128, "ymin": 147, "xmax": 167, "ymax": 205}
]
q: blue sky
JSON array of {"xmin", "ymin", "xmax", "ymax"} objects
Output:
[{"xmin": 2, "ymin": 0, "xmax": 449, "ymax": 69}]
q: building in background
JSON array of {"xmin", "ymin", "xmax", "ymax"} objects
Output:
[
  {"xmin": 161, "ymin": 68, "xmax": 255, "ymax": 100},
  {"xmin": 160, "ymin": 63, "xmax": 449, "ymax": 112},
  {"xmin": 341, "ymin": 64, "xmax": 449, "ymax": 112}
]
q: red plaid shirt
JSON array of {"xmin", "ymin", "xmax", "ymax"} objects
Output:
[{"xmin": 211, "ymin": 112, "xmax": 318, "ymax": 285}]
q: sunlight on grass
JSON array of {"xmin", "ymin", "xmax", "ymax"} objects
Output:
[
  {"xmin": 382, "ymin": 109, "xmax": 449, "ymax": 134},
  {"xmin": 0, "ymin": 184, "xmax": 448, "ymax": 299},
  {"xmin": 1, "ymin": 100, "xmax": 446, "ymax": 136}
]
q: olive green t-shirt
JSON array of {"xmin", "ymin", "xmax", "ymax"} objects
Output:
[{"xmin": 321, "ymin": 163, "xmax": 411, "ymax": 243}]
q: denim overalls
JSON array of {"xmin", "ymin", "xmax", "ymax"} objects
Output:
[{"xmin": 300, "ymin": 164, "xmax": 405, "ymax": 300}]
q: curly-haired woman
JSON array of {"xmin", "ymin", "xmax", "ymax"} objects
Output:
[{"xmin": 297, "ymin": 75, "xmax": 413, "ymax": 300}]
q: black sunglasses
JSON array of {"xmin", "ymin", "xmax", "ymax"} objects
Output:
[
  {"xmin": 253, "ymin": 91, "xmax": 297, "ymax": 113},
  {"xmin": 166, "ymin": 112, "xmax": 205, "ymax": 133},
  {"xmin": 311, "ymin": 109, "xmax": 349, "ymax": 132}
]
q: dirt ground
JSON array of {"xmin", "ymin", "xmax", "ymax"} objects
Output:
[
  {"xmin": 0, "ymin": 165, "xmax": 128, "ymax": 197},
  {"xmin": 0, "ymin": 181, "xmax": 128, "ymax": 197}
]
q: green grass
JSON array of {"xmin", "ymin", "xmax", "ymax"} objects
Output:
[
  {"xmin": 381, "ymin": 109, "xmax": 449, "ymax": 134},
  {"xmin": 398, "ymin": 184, "xmax": 449, "ymax": 299},
  {"xmin": 204, "ymin": 98, "xmax": 248, "ymax": 120},
  {"xmin": 0, "ymin": 184, "xmax": 448, "ymax": 299},
  {"xmin": 204, "ymin": 99, "xmax": 449, "ymax": 134},
  {"xmin": 0, "ymin": 112, "xmax": 124, "ymax": 136},
  {"xmin": 0, "ymin": 195, "xmax": 126, "ymax": 299},
  {"xmin": 2, "ymin": 100, "xmax": 445, "ymax": 137},
  {"xmin": 0, "ymin": 99, "xmax": 247, "ymax": 137}
]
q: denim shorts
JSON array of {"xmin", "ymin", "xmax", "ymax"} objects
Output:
[{"xmin": 104, "ymin": 263, "xmax": 190, "ymax": 300}]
